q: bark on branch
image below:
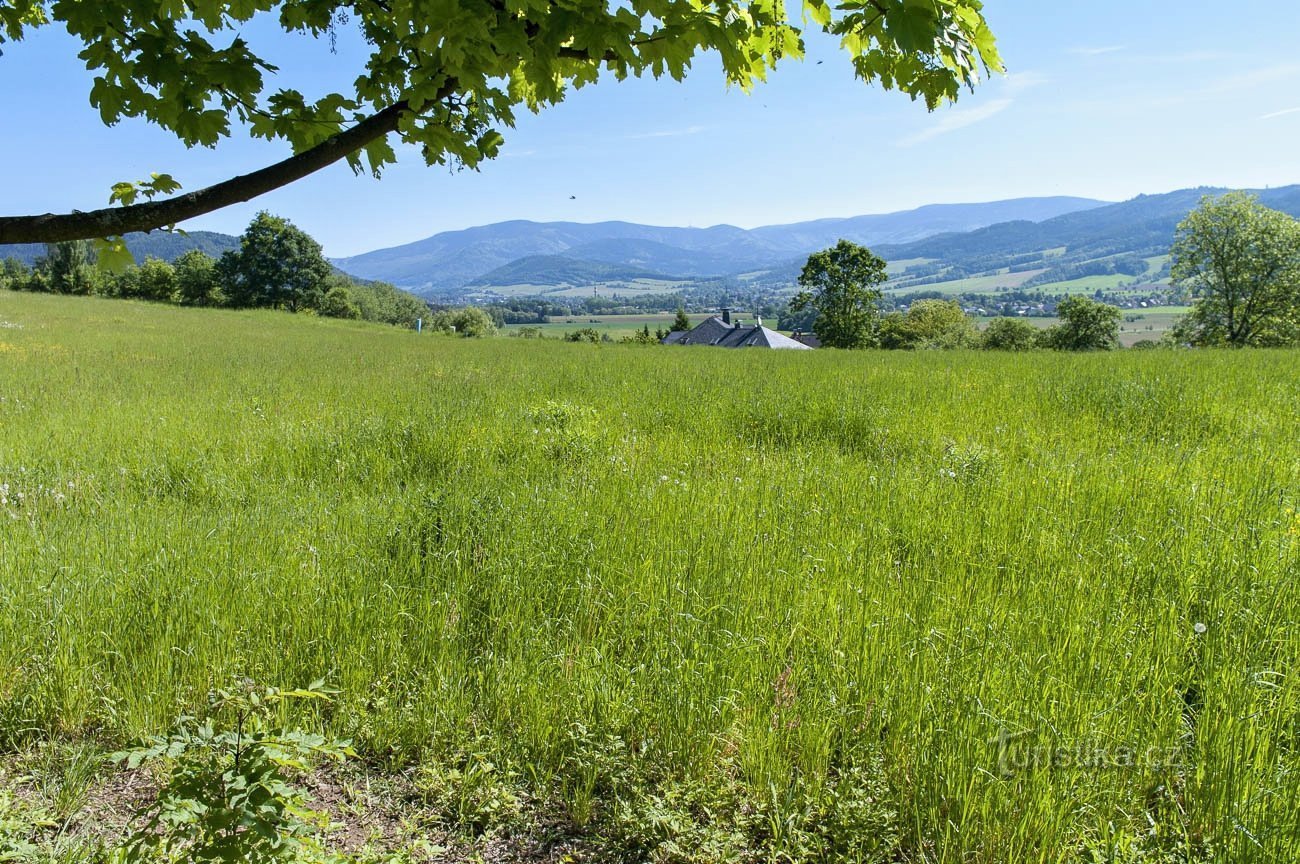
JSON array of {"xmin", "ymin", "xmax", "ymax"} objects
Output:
[{"xmin": 0, "ymin": 99, "xmax": 413, "ymax": 245}]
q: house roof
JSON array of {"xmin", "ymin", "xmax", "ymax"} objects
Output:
[{"xmin": 662, "ymin": 316, "xmax": 813, "ymax": 350}]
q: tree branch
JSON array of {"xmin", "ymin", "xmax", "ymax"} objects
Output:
[{"xmin": 0, "ymin": 98, "xmax": 419, "ymax": 245}]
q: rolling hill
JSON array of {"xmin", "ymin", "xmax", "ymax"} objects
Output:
[
  {"xmin": 332, "ymin": 197, "xmax": 1108, "ymax": 294},
  {"xmin": 465, "ymin": 255, "xmax": 682, "ymax": 288},
  {"xmin": 0, "ymin": 230, "xmax": 240, "ymax": 267},
  {"xmin": 871, "ymin": 185, "xmax": 1300, "ymax": 294}
]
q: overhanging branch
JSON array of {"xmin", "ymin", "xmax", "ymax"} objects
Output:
[{"xmin": 0, "ymin": 99, "xmax": 415, "ymax": 245}]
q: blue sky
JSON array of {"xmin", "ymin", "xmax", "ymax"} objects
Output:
[{"xmin": 3, "ymin": 0, "xmax": 1299, "ymax": 256}]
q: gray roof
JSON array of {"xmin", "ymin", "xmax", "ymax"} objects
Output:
[{"xmin": 661, "ymin": 316, "xmax": 813, "ymax": 350}]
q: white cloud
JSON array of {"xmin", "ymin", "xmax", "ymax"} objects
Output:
[
  {"xmin": 1260, "ymin": 106, "xmax": 1300, "ymax": 120},
  {"xmin": 897, "ymin": 99, "xmax": 1013, "ymax": 146},
  {"xmin": 896, "ymin": 72, "xmax": 1046, "ymax": 147},
  {"xmin": 625, "ymin": 125, "xmax": 707, "ymax": 140}
]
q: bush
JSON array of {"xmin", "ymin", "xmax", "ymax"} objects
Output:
[
  {"xmin": 981, "ymin": 317, "xmax": 1040, "ymax": 351},
  {"xmin": 879, "ymin": 299, "xmax": 976, "ymax": 350},
  {"xmin": 319, "ymin": 285, "xmax": 362, "ymax": 320},
  {"xmin": 135, "ymin": 257, "xmax": 179, "ymax": 302},
  {"xmin": 564, "ymin": 328, "xmax": 602, "ymax": 344},
  {"xmin": 430, "ymin": 306, "xmax": 497, "ymax": 337}
]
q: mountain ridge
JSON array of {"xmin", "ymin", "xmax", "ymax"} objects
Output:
[{"xmin": 331, "ymin": 196, "xmax": 1109, "ymax": 293}]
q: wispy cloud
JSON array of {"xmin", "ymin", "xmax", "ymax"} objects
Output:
[
  {"xmin": 1261, "ymin": 106, "xmax": 1300, "ymax": 120},
  {"xmin": 1204, "ymin": 62, "xmax": 1300, "ymax": 95},
  {"xmin": 898, "ymin": 99, "xmax": 1013, "ymax": 146},
  {"xmin": 625, "ymin": 125, "xmax": 707, "ymax": 140},
  {"xmin": 896, "ymin": 72, "xmax": 1046, "ymax": 147},
  {"xmin": 1070, "ymin": 45, "xmax": 1125, "ymax": 57}
]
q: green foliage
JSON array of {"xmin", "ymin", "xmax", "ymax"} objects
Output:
[
  {"xmin": 1171, "ymin": 192, "xmax": 1300, "ymax": 346},
  {"xmin": 619, "ymin": 325, "xmax": 661, "ymax": 345},
  {"xmin": 1044, "ymin": 295, "xmax": 1121, "ymax": 351},
  {"xmin": 174, "ymin": 249, "xmax": 224, "ymax": 306},
  {"xmin": 981, "ymin": 316, "xmax": 1040, "ymax": 351},
  {"xmin": 39, "ymin": 241, "xmax": 100, "ymax": 295},
  {"xmin": 318, "ymin": 285, "xmax": 362, "ymax": 320},
  {"xmin": 412, "ymin": 749, "xmax": 523, "ymax": 837},
  {"xmin": 344, "ymin": 281, "xmax": 428, "ymax": 328},
  {"xmin": 2, "ymin": 1, "xmax": 1000, "ymax": 197},
  {"xmin": 108, "ymin": 173, "xmax": 183, "ymax": 208},
  {"xmin": 0, "ymin": 256, "xmax": 31, "ymax": 291},
  {"xmin": 790, "ymin": 239, "xmax": 888, "ymax": 349},
  {"xmin": 112, "ymin": 680, "xmax": 353, "ymax": 864},
  {"xmin": 671, "ymin": 307, "xmax": 692, "ymax": 332},
  {"xmin": 879, "ymin": 298, "xmax": 976, "ymax": 349},
  {"xmin": 135, "ymin": 257, "xmax": 179, "ymax": 302},
  {"xmin": 563, "ymin": 327, "xmax": 603, "ymax": 344},
  {"xmin": 429, "ymin": 306, "xmax": 498, "ymax": 337},
  {"xmin": 219, "ymin": 212, "xmax": 332, "ymax": 313}
]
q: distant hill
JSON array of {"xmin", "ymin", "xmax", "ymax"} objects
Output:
[
  {"xmin": 465, "ymin": 255, "xmax": 681, "ymax": 287},
  {"xmin": 748, "ymin": 197, "xmax": 1106, "ymax": 252},
  {"xmin": 332, "ymin": 197, "xmax": 1108, "ymax": 294},
  {"xmin": 877, "ymin": 186, "xmax": 1300, "ymax": 266},
  {"xmin": 866, "ymin": 185, "xmax": 1300, "ymax": 293},
  {"xmin": 0, "ymin": 230, "xmax": 240, "ymax": 267}
]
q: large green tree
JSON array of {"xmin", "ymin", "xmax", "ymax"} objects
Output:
[
  {"xmin": 789, "ymin": 239, "xmax": 888, "ymax": 349},
  {"xmin": 0, "ymin": 1, "xmax": 1000, "ymax": 245},
  {"xmin": 218, "ymin": 211, "xmax": 332, "ymax": 311},
  {"xmin": 1170, "ymin": 192, "xmax": 1300, "ymax": 347}
]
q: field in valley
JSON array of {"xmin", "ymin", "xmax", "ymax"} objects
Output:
[{"xmin": 0, "ymin": 291, "xmax": 1297, "ymax": 862}]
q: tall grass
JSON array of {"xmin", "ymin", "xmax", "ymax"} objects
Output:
[{"xmin": 0, "ymin": 291, "xmax": 1297, "ymax": 861}]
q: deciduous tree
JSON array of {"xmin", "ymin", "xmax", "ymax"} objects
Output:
[
  {"xmin": 174, "ymin": 249, "xmax": 223, "ymax": 306},
  {"xmin": 879, "ymin": 298, "xmax": 976, "ymax": 349},
  {"xmin": 789, "ymin": 239, "xmax": 888, "ymax": 349},
  {"xmin": 980, "ymin": 316, "xmax": 1039, "ymax": 351},
  {"xmin": 218, "ymin": 212, "xmax": 332, "ymax": 312},
  {"xmin": 39, "ymin": 240, "xmax": 98, "ymax": 295},
  {"xmin": 0, "ymin": 1, "xmax": 1000, "ymax": 244},
  {"xmin": 1044, "ymin": 295, "xmax": 1120, "ymax": 351},
  {"xmin": 1170, "ymin": 192, "xmax": 1300, "ymax": 347}
]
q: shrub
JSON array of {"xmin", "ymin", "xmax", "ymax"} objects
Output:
[
  {"xmin": 319, "ymin": 285, "xmax": 362, "ymax": 320},
  {"xmin": 112, "ymin": 680, "xmax": 353, "ymax": 864},
  {"xmin": 981, "ymin": 317, "xmax": 1040, "ymax": 351},
  {"xmin": 564, "ymin": 328, "xmax": 602, "ymax": 344},
  {"xmin": 430, "ymin": 306, "xmax": 497, "ymax": 337}
]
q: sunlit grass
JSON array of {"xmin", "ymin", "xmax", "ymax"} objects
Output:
[{"xmin": 0, "ymin": 290, "xmax": 1296, "ymax": 861}]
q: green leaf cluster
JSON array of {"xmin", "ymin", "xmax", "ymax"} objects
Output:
[
  {"xmin": 111, "ymin": 679, "xmax": 352, "ymax": 864},
  {"xmin": 17, "ymin": 0, "xmax": 1001, "ymax": 181}
]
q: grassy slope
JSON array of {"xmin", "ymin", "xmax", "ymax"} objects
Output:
[{"xmin": 1, "ymin": 292, "xmax": 1298, "ymax": 861}]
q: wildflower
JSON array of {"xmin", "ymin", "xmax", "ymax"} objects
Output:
[{"xmin": 1193, "ymin": 622, "xmax": 1207, "ymax": 635}]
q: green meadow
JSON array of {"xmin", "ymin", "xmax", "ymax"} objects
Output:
[{"xmin": 0, "ymin": 291, "xmax": 1297, "ymax": 861}]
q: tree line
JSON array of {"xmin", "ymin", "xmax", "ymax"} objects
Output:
[{"xmin": 0, "ymin": 212, "xmax": 430, "ymax": 329}]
